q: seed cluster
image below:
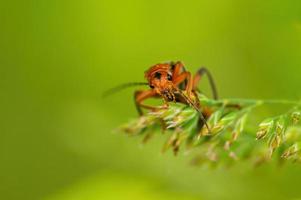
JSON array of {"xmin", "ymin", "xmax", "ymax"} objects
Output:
[{"xmin": 120, "ymin": 94, "xmax": 301, "ymax": 167}]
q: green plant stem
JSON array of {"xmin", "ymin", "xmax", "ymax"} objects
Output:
[{"xmin": 215, "ymin": 98, "xmax": 301, "ymax": 106}]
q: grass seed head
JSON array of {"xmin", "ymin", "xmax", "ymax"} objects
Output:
[
  {"xmin": 282, "ymin": 143, "xmax": 300, "ymax": 159},
  {"xmin": 256, "ymin": 119, "xmax": 274, "ymax": 140},
  {"xmin": 120, "ymin": 93, "xmax": 301, "ymax": 167},
  {"xmin": 291, "ymin": 111, "xmax": 301, "ymax": 125}
]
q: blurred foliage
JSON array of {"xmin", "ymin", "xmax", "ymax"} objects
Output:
[{"xmin": 1, "ymin": 0, "xmax": 301, "ymax": 200}]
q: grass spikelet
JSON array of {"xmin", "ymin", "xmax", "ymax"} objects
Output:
[{"xmin": 119, "ymin": 94, "xmax": 301, "ymax": 166}]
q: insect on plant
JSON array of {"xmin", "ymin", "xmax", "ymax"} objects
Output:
[
  {"xmin": 103, "ymin": 61, "xmax": 218, "ymax": 132},
  {"xmin": 104, "ymin": 61, "xmax": 301, "ymax": 166}
]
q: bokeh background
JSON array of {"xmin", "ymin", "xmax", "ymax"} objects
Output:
[{"xmin": 1, "ymin": 0, "xmax": 301, "ymax": 200}]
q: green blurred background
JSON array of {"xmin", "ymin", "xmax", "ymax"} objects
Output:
[{"xmin": 1, "ymin": 0, "xmax": 301, "ymax": 200}]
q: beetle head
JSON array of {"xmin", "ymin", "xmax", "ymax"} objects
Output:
[{"xmin": 145, "ymin": 63, "xmax": 175, "ymax": 101}]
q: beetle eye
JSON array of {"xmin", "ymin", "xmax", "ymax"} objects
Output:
[
  {"xmin": 154, "ymin": 72, "xmax": 161, "ymax": 79},
  {"xmin": 167, "ymin": 74, "xmax": 172, "ymax": 81}
]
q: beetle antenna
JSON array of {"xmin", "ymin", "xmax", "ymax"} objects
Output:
[
  {"xmin": 102, "ymin": 82, "xmax": 149, "ymax": 98},
  {"xmin": 174, "ymin": 87, "xmax": 211, "ymax": 133}
]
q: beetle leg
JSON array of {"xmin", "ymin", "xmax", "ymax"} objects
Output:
[
  {"xmin": 173, "ymin": 72, "xmax": 193, "ymax": 97},
  {"xmin": 171, "ymin": 61, "xmax": 185, "ymax": 78},
  {"xmin": 193, "ymin": 67, "xmax": 218, "ymax": 100},
  {"xmin": 134, "ymin": 90, "xmax": 160, "ymax": 116}
]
